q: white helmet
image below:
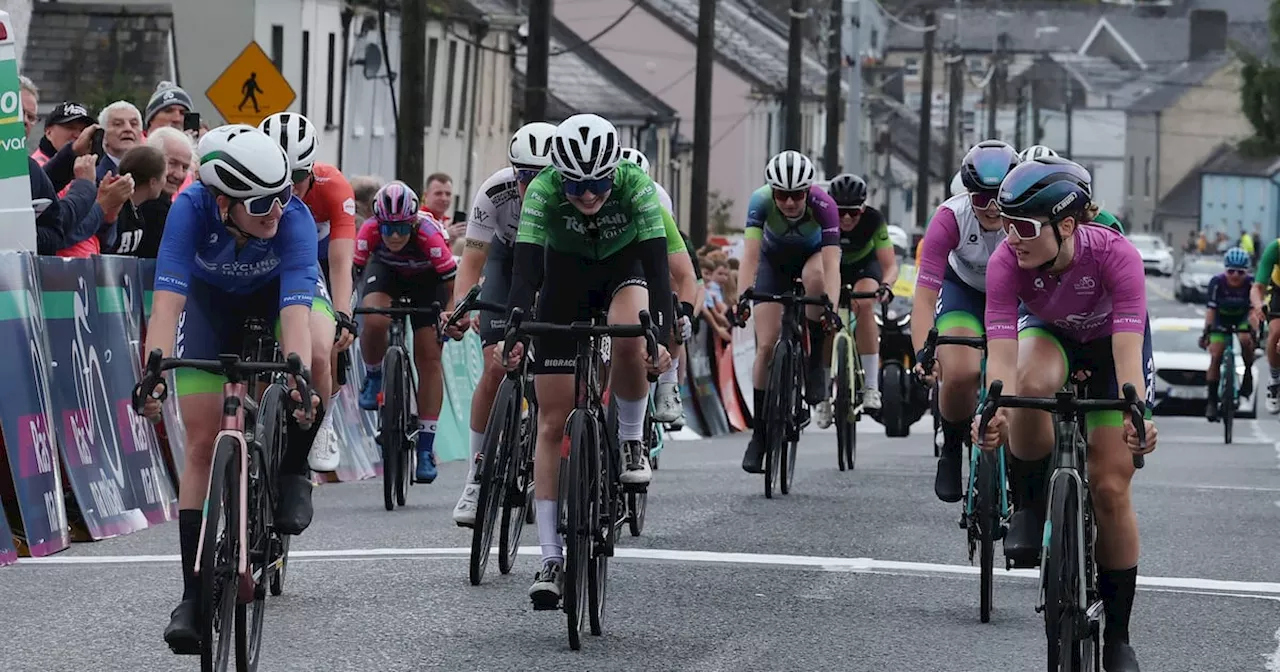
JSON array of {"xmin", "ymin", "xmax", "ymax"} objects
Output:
[
  {"xmin": 1018, "ymin": 144, "xmax": 1059, "ymax": 162},
  {"xmin": 258, "ymin": 113, "xmax": 318, "ymax": 172},
  {"xmin": 508, "ymin": 122, "xmax": 556, "ymax": 170},
  {"xmin": 950, "ymin": 171, "xmax": 966, "ymax": 195},
  {"xmin": 198, "ymin": 125, "xmax": 291, "ymax": 199},
  {"xmin": 550, "ymin": 113, "xmax": 621, "ymax": 181},
  {"xmin": 619, "ymin": 147, "xmax": 651, "ymax": 176},
  {"xmin": 765, "ymin": 150, "xmax": 816, "ymax": 191}
]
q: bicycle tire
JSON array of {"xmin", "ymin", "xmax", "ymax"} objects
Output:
[
  {"xmin": 835, "ymin": 342, "xmax": 857, "ymax": 472},
  {"xmin": 764, "ymin": 340, "xmax": 791, "ymax": 499},
  {"xmin": 256, "ymin": 384, "xmax": 290, "ymax": 598},
  {"xmin": 1222, "ymin": 356, "xmax": 1235, "ymax": 445},
  {"xmin": 590, "ymin": 410, "xmax": 616, "ymax": 637},
  {"xmin": 200, "ymin": 439, "xmax": 240, "ymax": 672},
  {"xmin": 1044, "ymin": 473, "xmax": 1084, "ymax": 671},
  {"xmin": 396, "ymin": 360, "xmax": 413, "ymax": 506},
  {"xmin": 976, "ymin": 447, "xmax": 998, "ymax": 624},
  {"xmin": 627, "ymin": 404, "xmax": 654, "ymax": 537},
  {"xmin": 381, "ymin": 348, "xmax": 406, "ymax": 511},
  {"xmin": 470, "ymin": 381, "xmax": 517, "ymax": 586},
  {"xmin": 499, "ymin": 395, "xmax": 534, "ymax": 575},
  {"xmin": 782, "ymin": 347, "xmax": 803, "ymax": 495},
  {"xmin": 564, "ymin": 411, "xmax": 593, "ymax": 651}
]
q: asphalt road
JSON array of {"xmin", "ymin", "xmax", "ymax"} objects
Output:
[{"xmin": 2, "ymin": 276, "xmax": 1275, "ymax": 671}]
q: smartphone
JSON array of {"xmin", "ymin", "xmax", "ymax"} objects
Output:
[
  {"xmin": 184, "ymin": 112, "xmax": 201, "ymax": 133},
  {"xmin": 91, "ymin": 128, "xmax": 105, "ymax": 156}
]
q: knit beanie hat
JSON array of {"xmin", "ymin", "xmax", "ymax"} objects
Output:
[{"xmin": 144, "ymin": 81, "xmax": 194, "ymax": 127}]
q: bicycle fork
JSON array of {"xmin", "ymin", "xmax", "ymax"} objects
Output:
[
  {"xmin": 194, "ymin": 429, "xmax": 254, "ymax": 605},
  {"xmin": 1036, "ymin": 466, "xmax": 1094, "ymax": 630}
]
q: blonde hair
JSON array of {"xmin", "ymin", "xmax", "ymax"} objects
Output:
[{"xmin": 1083, "ymin": 202, "xmax": 1100, "ymax": 223}]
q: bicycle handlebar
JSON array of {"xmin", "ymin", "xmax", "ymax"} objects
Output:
[
  {"xmin": 132, "ymin": 349, "xmax": 315, "ymax": 423},
  {"xmin": 977, "ymin": 380, "xmax": 1147, "ymax": 469},
  {"xmin": 919, "ymin": 326, "xmax": 987, "ymax": 376},
  {"xmin": 444, "ymin": 284, "xmax": 507, "ymax": 330},
  {"xmin": 742, "ymin": 287, "xmax": 831, "ymax": 308},
  {"xmin": 353, "ymin": 301, "xmax": 443, "ymax": 319},
  {"xmin": 502, "ymin": 307, "xmax": 660, "ymax": 382}
]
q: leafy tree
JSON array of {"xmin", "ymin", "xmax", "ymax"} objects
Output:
[{"xmin": 1237, "ymin": 0, "xmax": 1280, "ymax": 155}]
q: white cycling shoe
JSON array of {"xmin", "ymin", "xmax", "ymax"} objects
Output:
[
  {"xmin": 814, "ymin": 400, "xmax": 834, "ymax": 429},
  {"xmin": 307, "ymin": 424, "xmax": 341, "ymax": 472},
  {"xmin": 863, "ymin": 389, "xmax": 883, "ymax": 411},
  {"xmin": 452, "ymin": 482, "xmax": 480, "ymax": 527},
  {"xmin": 652, "ymin": 382, "xmax": 684, "ymax": 423}
]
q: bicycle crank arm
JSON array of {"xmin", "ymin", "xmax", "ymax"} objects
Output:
[{"xmin": 1085, "ymin": 599, "xmax": 1105, "ymax": 623}]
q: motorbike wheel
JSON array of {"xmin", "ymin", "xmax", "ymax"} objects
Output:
[{"xmin": 881, "ymin": 362, "xmax": 910, "ymax": 438}]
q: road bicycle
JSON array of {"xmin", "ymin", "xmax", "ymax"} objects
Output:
[
  {"xmin": 919, "ymin": 326, "xmax": 1007, "ymax": 623},
  {"xmin": 733, "ymin": 282, "xmax": 832, "ymax": 498},
  {"xmin": 353, "ymin": 298, "xmax": 443, "ymax": 511},
  {"xmin": 503, "ymin": 307, "xmax": 658, "ymax": 650},
  {"xmin": 444, "ymin": 286, "xmax": 537, "ymax": 586},
  {"xmin": 831, "ymin": 284, "xmax": 888, "ymax": 472},
  {"xmin": 1206, "ymin": 324, "xmax": 1249, "ymax": 444},
  {"xmin": 978, "ymin": 379, "xmax": 1146, "ymax": 671},
  {"xmin": 134, "ymin": 341, "xmax": 315, "ymax": 672}
]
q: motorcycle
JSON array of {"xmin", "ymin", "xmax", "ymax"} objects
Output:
[{"xmin": 869, "ymin": 292, "xmax": 930, "ymax": 437}]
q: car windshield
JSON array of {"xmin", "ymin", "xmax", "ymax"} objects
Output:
[
  {"xmin": 1152, "ymin": 327, "xmax": 1202, "ymax": 352},
  {"xmin": 1130, "ymin": 236, "xmax": 1161, "ymax": 252},
  {"xmin": 1182, "ymin": 258, "xmax": 1220, "ymax": 275}
]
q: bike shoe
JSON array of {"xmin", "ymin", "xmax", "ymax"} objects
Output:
[
  {"xmin": 814, "ymin": 400, "xmax": 833, "ymax": 429},
  {"xmin": 742, "ymin": 435, "xmax": 766, "ymax": 474},
  {"xmin": 358, "ymin": 370, "xmax": 382, "ymax": 411},
  {"xmin": 653, "ymin": 382, "xmax": 683, "ymax": 423},
  {"xmin": 804, "ymin": 367, "xmax": 828, "ymax": 406},
  {"xmin": 452, "ymin": 482, "xmax": 480, "ymax": 527},
  {"xmin": 1205, "ymin": 399, "xmax": 1220, "ymax": 422},
  {"xmin": 1267, "ymin": 384, "xmax": 1280, "ymax": 414},
  {"xmin": 529, "ymin": 559, "xmax": 564, "ymax": 610},
  {"xmin": 934, "ymin": 450, "xmax": 963, "ymax": 504},
  {"xmin": 163, "ymin": 598, "xmax": 201, "ymax": 655},
  {"xmin": 414, "ymin": 439, "xmax": 438, "ymax": 484},
  {"xmin": 1102, "ymin": 640, "xmax": 1140, "ymax": 672},
  {"xmin": 619, "ymin": 440, "xmax": 652, "ymax": 485},
  {"xmin": 1003, "ymin": 509, "xmax": 1044, "ymax": 568},
  {"xmin": 274, "ymin": 474, "xmax": 315, "ymax": 536}
]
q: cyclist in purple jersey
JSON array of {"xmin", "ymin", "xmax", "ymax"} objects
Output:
[
  {"xmin": 976, "ymin": 157, "xmax": 1157, "ymax": 672},
  {"xmin": 735, "ymin": 150, "xmax": 842, "ymax": 474},
  {"xmin": 1200, "ymin": 247, "xmax": 1258, "ymax": 421}
]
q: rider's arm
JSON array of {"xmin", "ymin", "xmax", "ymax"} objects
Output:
[
  {"xmin": 631, "ymin": 179, "xmax": 674, "ymax": 345},
  {"xmin": 1205, "ymin": 275, "xmax": 1221, "ymax": 332},
  {"xmin": 325, "ymin": 176, "xmax": 358, "ymax": 317},
  {"xmin": 146, "ymin": 192, "xmax": 201, "ymax": 356},
  {"xmin": 869, "ymin": 214, "xmax": 899, "ymax": 287},
  {"xmin": 1105, "ymin": 238, "xmax": 1151, "ymax": 402},
  {"xmin": 1253, "ymin": 240, "xmax": 1279, "ymax": 307},
  {"xmin": 982, "ymin": 243, "xmax": 1021, "ymax": 395},
  {"xmin": 911, "ymin": 207, "xmax": 962, "ymax": 354},
  {"xmin": 352, "ymin": 219, "xmax": 379, "ymax": 281},
  {"xmin": 276, "ymin": 206, "xmax": 320, "ymax": 365},
  {"xmin": 738, "ymin": 187, "xmax": 771, "ymax": 301},
  {"xmin": 506, "ymin": 178, "xmax": 552, "ymax": 318},
  {"xmin": 812, "ymin": 187, "xmax": 843, "ymax": 307},
  {"xmin": 418, "ymin": 220, "xmax": 460, "ymax": 311},
  {"xmin": 454, "ymin": 188, "xmax": 498, "ymax": 302}
]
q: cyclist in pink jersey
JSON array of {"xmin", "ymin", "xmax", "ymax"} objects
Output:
[{"xmin": 974, "ymin": 157, "xmax": 1157, "ymax": 672}]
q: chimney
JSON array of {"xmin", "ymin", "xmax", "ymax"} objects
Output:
[{"xmin": 1189, "ymin": 9, "xmax": 1228, "ymax": 61}]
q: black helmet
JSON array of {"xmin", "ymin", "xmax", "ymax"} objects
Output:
[
  {"xmin": 827, "ymin": 173, "xmax": 867, "ymax": 208},
  {"xmin": 960, "ymin": 140, "xmax": 1019, "ymax": 194}
]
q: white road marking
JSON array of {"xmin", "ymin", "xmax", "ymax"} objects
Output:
[{"xmin": 15, "ymin": 546, "xmax": 1280, "ymax": 597}]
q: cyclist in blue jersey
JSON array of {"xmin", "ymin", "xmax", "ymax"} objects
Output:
[
  {"xmin": 135, "ymin": 125, "xmax": 326, "ymax": 656},
  {"xmin": 1201, "ymin": 246, "xmax": 1257, "ymax": 421},
  {"xmin": 736, "ymin": 150, "xmax": 842, "ymax": 474}
]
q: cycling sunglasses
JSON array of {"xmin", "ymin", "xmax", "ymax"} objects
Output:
[
  {"xmin": 291, "ymin": 168, "xmax": 313, "ymax": 185},
  {"xmin": 1226, "ymin": 268, "xmax": 1248, "ymax": 275},
  {"xmin": 774, "ymin": 189, "xmax": 807, "ymax": 204},
  {"xmin": 562, "ymin": 175, "xmax": 614, "ymax": 198},
  {"xmin": 379, "ymin": 221, "xmax": 415, "ymax": 237},
  {"xmin": 969, "ymin": 190, "xmax": 998, "ymax": 210},
  {"xmin": 240, "ymin": 185, "xmax": 293, "ymax": 217},
  {"xmin": 516, "ymin": 169, "xmax": 540, "ymax": 185},
  {"xmin": 838, "ymin": 205, "xmax": 865, "ymax": 216},
  {"xmin": 1000, "ymin": 213, "xmax": 1049, "ymax": 241}
]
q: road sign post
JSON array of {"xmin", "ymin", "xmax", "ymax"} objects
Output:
[{"xmin": 206, "ymin": 42, "xmax": 296, "ymax": 126}]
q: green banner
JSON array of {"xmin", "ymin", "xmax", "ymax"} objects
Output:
[
  {"xmin": 0, "ymin": 57, "xmax": 26, "ymax": 180},
  {"xmin": 436, "ymin": 330, "xmax": 485, "ymax": 463}
]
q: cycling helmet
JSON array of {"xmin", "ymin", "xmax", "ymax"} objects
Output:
[
  {"xmin": 950, "ymin": 170, "xmax": 966, "ymax": 195},
  {"xmin": 373, "ymin": 181, "xmax": 420, "ymax": 223},
  {"xmin": 996, "ymin": 156, "xmax": 1093, "ymax": 223},
  {"xmin": 508, "ymin": 121, "xmax": 556, "ymax": 170},
  {"xmin": 827, "ymin": 173, "xmax": 867, "ymax": 207},
  {"xmin": 258, "ymin": 113, "xmax": 318, "ymax": 172},
  {"xmin": 1018, "ymin": 144, "xmax": 1059, "ymax": 162},
  {"xmin": 550, "ymin": 113, "xmax": 621, "ymax": 181},
  {"xmin": 619, "ymin": 147, "xmax": 652, "ymax": 176},
  {"xmin": 960, "ymin": 140, "xmax": 1019, "ymax": 193},
  {"xmin": 765, "ymin": 150, "xmax": 816, "ymax": 191},
  {"xmin": 1224, "ymin": 246, "xmax": 1251, "ymax": 269},
  {"xmin": 197, "ymin": 124, "xmax": 290, "ymax": 199}
]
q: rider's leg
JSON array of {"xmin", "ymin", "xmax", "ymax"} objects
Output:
[
  {"xmin": 529, "ymin": 371, "xmax": 573, "ymax": 603},
  {"xmin": 1206, "ymin": 334, "xmax": 1225, "ymax": 419},
  {"xmin": 851, "ymin": 276, "xmax": 881, "ymax": 407},
  {"xmin": 932, "ymin": 310, "xmax": 984, "ymax": 503},
  {"xmin": 801, "ymin": 253, "xmax": 830, "ymax": 405},
  {"xmin": 411, "ymin": 317, "xmax": 444, "ymax": 484},
  {"xmin": 1266, "ymin": 314, "xmax": 1280, "ymax": 412},
  {"xmin": 357, "ymin": 284, "xmax": 393, "ymax": 410},
  {"xmin": 306, "ymin": 297, "xmax": 339, "ymax": 472},
  {"xmin": 610, "ymin": 283, "xmax": 656, "ymax": 483},
  {"xmin": 1239, "ymin": 328, "xmax": 1257, "ymax": 397},
  {"xmin": 745, "ymin": 301, "xmax": 782, "ymax": 473}
]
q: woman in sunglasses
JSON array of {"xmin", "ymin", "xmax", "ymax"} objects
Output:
[
  {"xmin": 974, "ymin": 157, "xmax": 1157, "ymax": 672},
  {"xmin": 736, "ymin": 150, "xmax": 842, "ymax": 475},
  {"xmin": 912, "ymin": 140, "xmax": 1019, "ymax": 504},
  {"xmin": 354, "ymin": 181, "xmax": 459, "ymax": 484},
  {"xmin": 142, "ymin": 124, "xmax": 325, "ymax": 654},
  {"xmin": 1199, "ymin": 247, "xmax": 1258, "ymax": 421}
]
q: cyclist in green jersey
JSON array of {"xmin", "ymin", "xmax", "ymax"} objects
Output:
[
  {"xmin": 499, "ymin": 114, "xmax": 674, "ymax": 607},
  {"xmin": 1250, "ymin": 238, "xmax": 1280, "ymax": 412}
]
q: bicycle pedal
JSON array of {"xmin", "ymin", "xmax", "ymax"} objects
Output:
[
  {"xmin": 454, "ymin": 521, "xmax": 475, "ymax": 529},
  {"xmin": 530, "ymin": 595, "xmax": 561, "ymax": 611},
  {"xmin": 957, "ymin": 513, "xmax": 968, "ymax": 529}
]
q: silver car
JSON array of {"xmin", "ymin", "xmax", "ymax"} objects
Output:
[{"xmin": 1151, "ymin": 317, "xmax": 1256, "ymax": 417}]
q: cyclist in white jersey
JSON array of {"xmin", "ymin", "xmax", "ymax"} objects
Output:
[
  {"xmin": 911, "ymin": 140, "xmax": 1019, "ymax": 503},
  {"xmin": 446, "ymin": 122, "xmax": 557, "ymax": 525}
]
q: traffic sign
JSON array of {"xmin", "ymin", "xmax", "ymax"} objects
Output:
[{"xmin": 206, "ymin": 42, "xmax": 295, "ymax": 126}]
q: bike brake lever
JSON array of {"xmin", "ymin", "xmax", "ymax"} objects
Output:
[
  {"xmin": 977, "ymin": 380, "xmax": 1004, "ymax": 447},
  {"xmin": 1121, "ymin": 383, "xmax": 1146, "ymax": 469}
]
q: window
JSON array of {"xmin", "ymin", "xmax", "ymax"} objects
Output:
[
  {"xmin": 966, "ymin": 56, "xmax": 986, "ymax": 76},
  {"xmin": 443, "ymin": 41, "xmax": 458, "ymax": 129},
  {"xmin": 426, "ymin": 38, "xmax": 439, "ymax": 127},
  {"xmin": 301, "ymin": 31, "xmax": 310, "ymax": 116},
  {"xmin": 326, "ymin": 33, "xmax": 336, "ymax": 126},
  {"xmin": 1127, "ymin": 156, "xmax": 1134, "ymax": 198},
  {"xmin": 459, "ymin": 44, "xmax": 472, "ymax": 131},
  {"xmin": 271, "ymin": 25, "xmax": 284, "ymax": 71},
  {"xmin": 1144, "ymin": 156, "xmax": 1151, "ymax": 197},
  {"xmin": 904, "ymin": 57, "xmax": 920, "ymax": 79}
]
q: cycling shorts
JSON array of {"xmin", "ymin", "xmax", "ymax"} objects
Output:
[
  {"xmin": 360, "ymin": 258, "xmax": 449, "ymax": 332},
  {"xmin": 1017, "ymin": 308, "xmax": 1155, "ymax": 429},
  {"xmin": 840, "ymin": 254, "xmax": 882, "ymax": 289},
  {"xmin": 935, "ymin": 266, "xmax": 986, "ymax": 334},
  {"xmin": 174, "ymin": 275, "xmax": 333, "ymax": 396},
  {"xmin": 1209, "ymin": 312, "xmax": 1250, "ymax": 343},
  {"xmin": 1267, "ymin": 284, "xmax": 1280, "ymax": 320},
  {"xmin": 478, "ymin": 240, "xmax": 513, "ymax": 347},
  {"xmin": 534, "ymin": 246, "xmax": 647, "ymax": 375},
  {"xmin": 753, "ymin": 244, "xmax": 817, "ymax": 299}
]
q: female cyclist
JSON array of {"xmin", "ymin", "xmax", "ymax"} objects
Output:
[
  {"xmin": 975, "ymin": 157, "xmax": 1158, "ymax": 672},
  {"xmin": 911, "ymin": 140, "xmax": 1019, "ymax": 503},
  {"xmin": 1200, "ymin": 246, "xmax": 1257, "ymax": 420}
]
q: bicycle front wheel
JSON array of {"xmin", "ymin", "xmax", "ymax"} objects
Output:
[
  {"xmin": 563, "ymin": 411, "xmax": 595, "ymax": 650},
  {"xmin": 1044, "ymin": 474, "xmax": 1085, "ymax": 671},
  {"xmin": 200, "ymin": 439, "xmax": 240, "ymax": 672},
  {"xmin": 470, "ymin": 381, "xmax": 518, "ymax": 585},
  {"xmin": 976, "ymin": 447, "xmax": 998, "ymax": 624},
  {"xmin": 256, "ymin": 385, "xmax": 290, "ymax": 600},
  {"xmin": 764, "ymin": 340, "xmax": 792, "ymax": 499},
  {"xmin": 835, "ymin": 342, "xmax": 857, "ymax": 472},
  {"xmin": 380, "ymin": 348, "xmax": 406, "ymax": 511},
  {"xmin": 781, "ymin": 346, "xmax": 803, "ymax": 495},
  {"xmin": 1222, "ymin": 357, "xmax": 1235, "ymax": 444},
  {"xmin": 499, "ymin": 393, "xmax": 535, "ymax": 575}
]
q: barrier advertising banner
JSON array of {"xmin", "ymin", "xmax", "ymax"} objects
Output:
[
  {"xmin": 0, "ymin": 252, "xmax": 69, "ymax": 556},
  {"xmin": 346, "ymin": 353, "xmax": 383, "ymax": 477},
  {"xmin": 329, "ymin": 379, "xmax": 378, "ymax": 482},
  {"xmin": 732, "ymin": 317, "xmax": 755, "ymax": 421},
  {"xmin": 715, "ymin": 335, "xmax": 747, "ymax": 431},
  {"xmin": 37, "ymin": 256, "xmax": 147, "ymax": 539},
  {"xmin": 437, "ymin": 331, "xmax": 484, "ymax": 463},
  {"xmin": 0, "ymin": 512, "xmax": 16, "ymax": 565},
  {"xmin": 687, "ymin": 322, "xmax": 730, "ymax": 436},
  {"xmin": 678, "ymin": 349, "xmax": 707, "ymax": 437}
]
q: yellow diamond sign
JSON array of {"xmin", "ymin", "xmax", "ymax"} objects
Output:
[{"xmin": 206, "ymin": 42, "xmax": 296, "ymax": 126}]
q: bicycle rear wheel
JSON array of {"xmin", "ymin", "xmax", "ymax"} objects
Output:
[
  {"xmin": 380, "ymin": 348, "xmax": 406, "ymax": 511},
  {"xmin": 835, "ymin": 343, "xmax": 857, "ymax": 472},
  {"xmin": 764, "ymin": 340, "xmax": 791, "ymax": 499},
  {"xmin": 1044, "ymin": 473, "xmax": 1084, "ymax": 671},
  {"xmin": 1222, "ymin": 358, "xmax": 1235, "ymax": 444},
  {"xmin": 499, "ymin": 393, "xmax": 534, "ymax": 575},
  {"xmin": 470, "ymin": 381, "xmax": 518, "ymax": 585},
  {"xmin": 976, "ymin": 447, "xmax": 998, "ymax": 624},
  {"xmin": 590, "ymin": 410, "xmax": 618, "ymax": 636},
  {"xmin": 257, "ymin": 385, "xmax": 290, "ymax": 599},
  {"xmin": 200, "ymin": 439, "xmax": 240, "ymax": 672},
  {"xmin": 563, "ymin": 411, "xmax": 594, "ymax": 651}
]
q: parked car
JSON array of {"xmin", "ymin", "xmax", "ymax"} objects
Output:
[
  {"xmin": 1150, "ymin": 317, "xmax": 1256, "ymax": 417},
  {"xmin": 1129, "ymin": 233, "xmax": 1175, "ymax": 276},
  {"xmin": 1174, "ymin": 255, "xmax": 1222, "ymax": 303}
]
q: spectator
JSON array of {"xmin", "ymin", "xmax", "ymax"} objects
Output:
[
  {"xmin": 1183, "ymin": 230, "xmax": 1198, "ymax": 254},
  {"xmin": 421, "ymin": 172, "xmax": 460, "ymax": 238},
  {"xmin": 96, "ymin": 101, "xmax": 143, "ymax": 182},
  {"xmin": 102, "ymin": 146, "xmax": 166, "ymax": 257},
  {"xmin": 142, "ymin": 81, "xmax": 193, "ymax": 134},
  {"xmin": 350, "ymin": 175, "xmax": 384, "ymax": 221},
  {"xmin": 145, "ymin": 126, "xmax": 195, "ymax": 201},
  {"xmin": 31, "ymin": 101, "xmax": 99, "ymax": 193}
]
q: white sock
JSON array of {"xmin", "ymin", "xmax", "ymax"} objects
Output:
[
  {"xmin": 1270, "ymin": 365, "xmax": 1280, "ymax": 383},
  {"xmin": 366, "ymin": 363, "xmax": 380, "ymax": 374},
  {"xmin": 535, "ymin": 499, "xmax": 561, "ymax": 562},
  {"xmin": 319, "ymin": 405, "xmax": 335, "ymax": 430},
  {"xmin": 466, "ymin": 430, "xmax": 485, "ymax": 482},
  {"xmin": 659, "ymin": 365, "xmax": 678, "ymax": 384},
  {"xmin": 862, "ymin": 355, "xmax": 880, "ymax": 392},
  {"xmin": 616, "ymin": 396, "xmax": 646, "ymax": 442}
]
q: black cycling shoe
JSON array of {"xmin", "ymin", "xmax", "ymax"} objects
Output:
[
  {"xmin": 1102, "ymin": 640, "xmax": 1140, "ymax": 672},
  {"xmin": 163, "ymin": 598, "xmax": 201, "ymax": 655},
  {"xmin": 742, "ymin": 435, "xmax": 766, "ymax": 474},
  {"xmin": 275, "ymin": 474, "xmax": 315, "ymax": 535},
  {"xmin": 1205, "ymin": 398, "xmax": 1220, "ymax": 422},
  {"xmin": 804, "ymin": 367, "xmax": 827, "ymax": 406},
  {"xmin": 1003, "ymin": 509, "xmax": 1044, "ymax": 568},
  {"xmin": 934, "ymin": 445, "xmax": 963, "ymax": 503}
]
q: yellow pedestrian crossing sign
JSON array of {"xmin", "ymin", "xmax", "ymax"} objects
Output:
[{"xmin": 206, "ymin": 42, "xmax": 295, "ymax": 126}]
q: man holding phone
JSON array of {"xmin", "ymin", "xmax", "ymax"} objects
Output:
[{"xmin": 144, "ymin": 82, "xmax": 194, "ymax": 134}]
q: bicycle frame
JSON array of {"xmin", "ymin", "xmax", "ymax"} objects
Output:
[
  {"xmin": 964, "ymin": 356, "xmax": 1010, "ymax": 522},
  {"xmin": 195, "ymin": 375, "xmax": 255, "ymax": 600}
]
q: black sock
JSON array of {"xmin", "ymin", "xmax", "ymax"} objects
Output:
[
  {"xmin": 282, "ymin": 405, "xmax": 326, "ymax": 476},
  {"xmin": 940, "ymin": 419, "xmax": 968, "ymax": 459},
  {"xmin": 752, "ymin": 388, "xmax": 767, "ymax": 439},
  {"xmin": 1010, "ymin": 455, "xmax": 1050, "ymax": 513},
  {"xmin": 1098, "ymin": 566, "xmax": 1137, "ymax": 644},
  {"xmin": 1207, "ymin": 381, "xmax": 1219, "ymax": 402},
  {"xmin": 178, "ymin": 509, "xmax": 202, "ymax": 600},
  {"xmin": 807, "ymin": 320, "xmax": 824, "ymax": 369}
]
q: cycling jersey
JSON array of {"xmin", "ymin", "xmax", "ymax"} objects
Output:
[
  {"xmin": 656, "ymin": 182, "xmax": 674, "ymax": 217},
  {"xmin": 154, "ymin": 182, "xmax": 319, "ymax": 310},
  {"xmin": 1207, "ymin": 272, "xmax": 1252, "ymax": 316},
  {"xmin": 1257, "ymin": 239, "xmax": 1280, "ymax": 286},
  {"xmin": 1092, "ymin": 209, "xmax": 1125, "ymax": 235},
  {"xmin": 838, "ymin": 206, "xmax": 891, "ymax": 266},
  {"xmin": 302, "ymin": 162, "xmax": 357, "ymax": 260},
  {"xmin": 917, "ymin": 193, "xmax": 1005, "ymax": 293},
  {"xmin": 353, "ymin": 213, "xmax": 457, "ymax": 279},
  {"xmin": 466, "ymin": 167, "xmax": 523, "ymax": 246},
  {"xmin": 516, "ymin": 161, "xmax": 667, "ymax": 259},
  {"xmin": 743, "ymin": 184, "xmax": 840, "ymax": 253}
]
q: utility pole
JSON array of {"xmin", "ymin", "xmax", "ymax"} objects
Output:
[
  {"xmin": 1065, "ymin": 81, "xmax": 1074, "ymax": 159},
  {"xmin": 690, "ymin": 0, "xmax": 717, "ymax": 247},
  {"xmin": 984, "ymin": 38, "xmax": 999, "ymax": 138},
  {"xmin": 823, "ymin": 0, "xmax": 843, "ymax": 174},
  {"xmin": 914, "ymin": 9, "xmax": 935, "ymax": 231},
  {"xmin": 1014, "ymin": 81, "xmax": 1027, "ymax": 148},
  {"xmin": 785, "ymin": 0, "xmax": 807, "ymax": 150},
  {"xmin": 525, "ymin": 0, "xmax": 553, "ymax": 121},
  {"xmin": 943, "ymin": 42, "xmax": 963, "ymax": 198},
  {"xmin": 1031, "ymin": 78, "xmax": 1042, "ymax": 143},
  {"xmin": 398, "ymin": 0, "xmax": 426, "ymax": 194},
  {"xmin": 843, "ymin": 0, "xmax": 864, "ymax": 176}
]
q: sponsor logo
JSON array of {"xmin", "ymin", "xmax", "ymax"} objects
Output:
[
  {"xmin": 1073, "ymin": 275, "xmax": 1096, "ymax": 291},
  {"xmin": 1053, "ymin": 311, "xmax": 1108, "ymax": 331},
  {"xmin": 357, "ymin": 239, "xmax": 369, "ymax": 251},
  {"xmin": 342, "ymin": 198, "xmax": 356, "ymax": 215},
  {"xmin": 968, "ymin": 233, "xmax": 979, "ymax": 243},
  {"xmin": 471, "ymin": 205, "xmax": 490, "ymax": 223},
  {"xmin": 1033, "ymin": 277, "xmax": 1045, "ymax": 290},
  {"xmin": 544, "ymin": 358, "xmax": 575, "ymax": 368},
  {"xmin": 198, "ymin": 256, "xmax": 281, "ymax": 277},
  {"xmin": 1052, "ymin": 192, "xmax": 1078, "ymax": 215},
  {"xmin": 429, "ymin": 247, "xmax": 442, "ymax": 258},
  {"xmin": 523, "ymin": 206, "xmax": 545, "ymax": 218},
  {"xmin": 208, "ymin": 233, "xmax": 219, "ymax": 245}
]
